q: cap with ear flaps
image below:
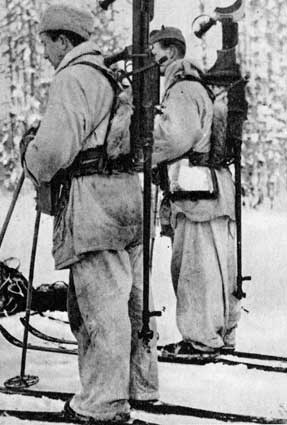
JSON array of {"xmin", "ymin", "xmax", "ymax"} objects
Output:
[{"xmin": 38, "ymin": 4, "xmax": 94, "ymax": 41}]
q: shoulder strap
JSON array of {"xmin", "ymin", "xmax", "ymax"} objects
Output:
[
  {"xmin": 72, "ymin": 61, "xmax": 120, "ymax": 93},
  {"xmin": 162, "ymin": 75, "xmax": 215, "ymax": 167},
  {"xmin": 70, "ymin": 61, "xmax": 120, "ymax": 151},
  {"xmin": 165, "ymin": 75, "xmax": 215, "ymax": 103},
  {"xmin": 56, "ymin": 51, "xmax": 101, "ymax": 74}
]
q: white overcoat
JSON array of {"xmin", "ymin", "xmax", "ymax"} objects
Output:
[
  {"xmin": 153, "ymin": 59, "xmax": 235, "ymax": 223},
  {"xmin": 24, "ymin": 41, "xmax": 159, "ymax": 419},
  {"xmin": 24, "ymin": 41, "xmax": 143, "ymax": 269},
  {"xmin": 153, "ymin": 59, "xmax": 239, "ymax": 351}
]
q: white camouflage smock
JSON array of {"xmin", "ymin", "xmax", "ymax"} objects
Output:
[
  {"xmin": 24, "ymin": 41, "xmax": 159, "ymax": 421},
  {"xmin": 153, "ymin": 58, "xmax": 240, "ymax": 351}
]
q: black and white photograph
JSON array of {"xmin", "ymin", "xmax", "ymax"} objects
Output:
[{"xmin": 0, "ymin": 1, "xmax": 287, "ymax": 424}]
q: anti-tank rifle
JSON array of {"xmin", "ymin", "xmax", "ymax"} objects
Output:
[
  {"xmin": 192, "ymin": 0, "xmax": 251, "ymax": 300},
  {"xmin": 99, "ymin": 0, "xmax": 161, "ymax": 344}
]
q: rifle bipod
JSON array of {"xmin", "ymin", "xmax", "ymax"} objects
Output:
[{"xmin": 0, "ymin": 175, "xmax": 41, "ymax": 389}]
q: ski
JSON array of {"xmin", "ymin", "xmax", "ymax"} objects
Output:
[
  {"xmin": 19, "ymin": 320, "xmax": 287, "ymax": 366},
  {"xmin": 34, "ymin": 311, "xmax": 70, "ymax": 324},
  {"xmin": 131, "ymin": 400, "xmax": 287, "ymax": 424},
  {"xmin": 158, "ymin": 345, "xmax": 287, "ymax": 363},
  {"xmin": 221, "ymin": 349, "xmax": 287, "ymax": 363},
  {"xmin": 0, "ymin": 386, "xmax": 71, "ymax": 400},
  {"xmin": 0, "ymin": 409, "xmax": 158, "ymax": 424},
  {"xmin": 157, "ymin": 353, "xmax": 287, "ymax": 374},
  {"xmin": 0, "ymin": 390, "xmax": 286, "ymax": 424},
  {"xmin": 0, "ymin": 324, "xmax": 77, "ymax": 355},
  {"xmin": 20, "ymin": 317, "xmax": 77, "ymax": 345},
  {"xmin": 2, "ymin": 324, "xmax": 287, "ymax": 374}
]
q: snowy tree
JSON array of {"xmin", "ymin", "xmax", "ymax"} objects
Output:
[
  {"xmin": 0, "ymin": 0, "xmax": 127, "ymax": 189},
  {"xmin": 1, "ymin": 0, "xmax": 287, "ymax": 203},
  {"xmin": 238, "ymin": 0, "xmax": 287, "ymax": 204}
]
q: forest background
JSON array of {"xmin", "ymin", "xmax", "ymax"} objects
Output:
[{"xmin": 0, "ymin": 0, "xmax": 285, "ymax": 209}]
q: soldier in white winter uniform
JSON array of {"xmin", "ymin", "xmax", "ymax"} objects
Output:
[
  {"xmin": 22, "ymin": 5, "xmax": 159, "ymax": 423},
  {"xmin": 151, "ymin": 27, "xmax": 240, "ymax": 354}
]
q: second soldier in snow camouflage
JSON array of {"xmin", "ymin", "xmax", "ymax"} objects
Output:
[{"xmin": 151, "ymin": 26, "xmax": 240, "ymax": 355}]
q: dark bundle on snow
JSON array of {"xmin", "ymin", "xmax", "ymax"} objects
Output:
[{"xmin": 0, "ymin": 261, "xmax": 68, "ymax": 317}]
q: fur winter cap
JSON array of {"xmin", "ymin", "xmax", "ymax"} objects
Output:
[{"xmin": 39, "ymin": 4, "xmax": 94, "ymax": 41}]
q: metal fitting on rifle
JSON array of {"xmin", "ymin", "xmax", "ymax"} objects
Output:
[
  {"xmin": 154, "ymin": 105, "xmax": 164, "ymax": 115},
  {"xmin": 192, "ymin": 0, "xmax": 245, "ymax": 39},
  {"xmin": 99, "ymin": 0, "xmax": 116, "ymax": 10}
]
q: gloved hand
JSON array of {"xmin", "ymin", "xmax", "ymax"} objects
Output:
[{"xmin": 19, "ymin": 124, "xmax": 40, "ymax": 166}]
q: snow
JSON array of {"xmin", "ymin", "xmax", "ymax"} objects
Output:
[{"xmin": 1, "ymin": 183, "xmax": 287, "ymax": 424}]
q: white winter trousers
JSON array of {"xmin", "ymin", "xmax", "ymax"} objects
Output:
[
  {"xmin": 67, "ymin": 245, "xmax": 159, "ymax": 421},
  {"xmin": 171, "ymin": 214, "xmax": 240, "ymax": 351}
]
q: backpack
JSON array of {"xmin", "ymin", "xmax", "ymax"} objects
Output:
[
  {"xmin": 165, "ymin": 74, "xmax": 231, "ymax": 168},
  {"xmin": 209, "ymin": 85, "xmax": 231, "ymax": 167},
  {"xmin": 72, "ymin": 61, "xmax": 134, "ymax": 160}
]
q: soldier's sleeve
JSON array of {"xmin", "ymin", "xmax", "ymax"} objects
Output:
[
  {"xmin": 24, "ymin": 71, "xmax": 89, "ymax": 185},
  {"xmin": 152, "ymin": 81, "xmax": 204, "ymax": 165}
]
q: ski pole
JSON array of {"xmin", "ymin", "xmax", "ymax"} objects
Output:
[
  {"xmin": 4, "ymin": 207, "xmax": 41, "ymax": 389},
  {"xmin": 0, "ymin": 171, "xmax": 25, "ymax": 248},
  {"xmin": 20, "ymin": 208, "xmax": 41, "ymax": 377}
]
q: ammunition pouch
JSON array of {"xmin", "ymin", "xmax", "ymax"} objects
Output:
[
  {"xmin": 36, "ymin": 176, "xmax": 64, "ymax": 217},
  {"xmin": 36, "ymin": 147, "xmax": 135, "ymax": 216},
  {"xmin": 154, "ymin": 150, "xmax": 219, "ymax": 202},
  {"xmin": 71, "ymin": 148, "xmax": 134, "ymax": 177},
  {"xmin": 167, "ymin": 167, "xmax": 219, "ymax": 202}
]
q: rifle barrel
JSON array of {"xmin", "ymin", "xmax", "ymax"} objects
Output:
[
  {"xmin": 132, "ymin": 0, "xmax": 161, "ymax": 344},
  {"xmin": 104, "ymin": 47, "xmax": 131, "ymax": 67}
]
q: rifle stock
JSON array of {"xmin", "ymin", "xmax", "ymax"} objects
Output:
[{"xmin": 204, "ymin": 14, "xmax": 250, "ymax": 300}]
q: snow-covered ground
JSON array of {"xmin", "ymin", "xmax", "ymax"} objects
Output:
[{"xmin": 1, "ymin": 182, "xmax": 287, "ymax": 424}]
